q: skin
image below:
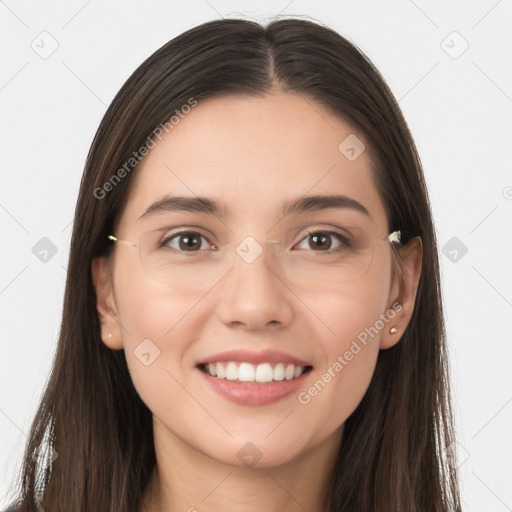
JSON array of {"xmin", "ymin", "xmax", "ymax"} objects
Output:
[{"xmin": 92, "ymin": 89, "xmax": 422, "ymax": 512}]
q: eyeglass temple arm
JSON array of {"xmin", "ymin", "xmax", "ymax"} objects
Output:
[
  {"xmin": 385, "ymin": 230, "xmax": 402, "ymax": 244},
  {"xmin": 107, "ymin": 235, "xmax": 138, "ymax": 247}
]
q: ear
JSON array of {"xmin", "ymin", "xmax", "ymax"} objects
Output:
[
  {"xmin": 380, "ymin": 236, "xmax": 423, "ymax": 349},
  {"xmin": 91, "ymin": 256, "xmax": 124, "ymax": 350}
]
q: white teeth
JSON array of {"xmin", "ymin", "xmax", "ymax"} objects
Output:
[
  {"xmin": 216, "ymin": 363, "xmax": 225, "ymax": 379},
  {"xmin": 255, "ymin": 363, "xmax": 273, "ymax": 383},
  {"xmin": 204, "ymin": 362, "xmax": 307, "ymax": 383},
  {"xmin": 238, "ymin": 362, "xmax": 256, "ymax": 382},
  {"xmin": 225, "ymin": 362, "xmax": 238, "ymax": 381},
  {"xmin": 285, "ymin": 364, "xmax": 295, "ymax": 381},
  {"xmin": 273, "ymin": 363, "xmax": 285, "ymax": 381}
]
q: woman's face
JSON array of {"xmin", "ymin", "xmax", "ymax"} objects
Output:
[{"xmin": 94, "ymin": 90, "xmax": 414, "ymax": 468}]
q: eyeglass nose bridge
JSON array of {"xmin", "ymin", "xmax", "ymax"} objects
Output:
[{"xmin": 232, "ymin": 237, "xmax": 283, "ymax": 268}]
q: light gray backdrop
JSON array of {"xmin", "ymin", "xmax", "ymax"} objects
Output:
[{"xmin": 1, "ymin": 1, "xmax": 511, "ymax": 510}]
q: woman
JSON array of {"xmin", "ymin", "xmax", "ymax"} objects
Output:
[{"xmin": 5, "ymin": 17, "xmax": 461, "ymax": 511}]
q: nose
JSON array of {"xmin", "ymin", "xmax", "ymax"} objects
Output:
[{"xmin": 215, "ymin": 239, "xmax": 294, "ymax": 331}]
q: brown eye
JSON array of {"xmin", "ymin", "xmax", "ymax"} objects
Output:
[
  {"xmin": 162, "ymin": 231, "xmax": 212, "ymax": 252},
  {"xmin": 295, "ymin": 231, "xmax": 348, "ymax": 252},
  {"xmin": 308, "ymin": 233, "xmax": 332, "ymax": 251},
  {"xmin": 179, "ymin": 233, "xmax": 202, "ymax": 251}
]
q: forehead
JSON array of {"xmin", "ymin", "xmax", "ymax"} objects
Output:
[{"xmin": 118, "ymin": 91, "xmax": 388, "ymax": 230}]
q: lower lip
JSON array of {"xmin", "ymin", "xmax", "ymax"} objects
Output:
[{"xmin": 197, "ymin": 367, "xmax": 312, "ymax": 406}]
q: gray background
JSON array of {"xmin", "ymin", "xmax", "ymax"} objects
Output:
[{"xmin": 1, "ymin": 0, "xmax": 511, "ymax": 510}]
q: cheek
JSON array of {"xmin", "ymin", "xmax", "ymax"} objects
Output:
[
  {"xmin": 112, "ymin": 264, "xmax": 206, "ymax": 403},
  {"xmin": 295, "ymin": 266, "xmax": 392, "ymax": 437},
  {"xmin": 114, "ymin": 253, "xmax": 209, "ymax": 345},
  {"xmin": 308, "ymin": 255, "xmax": 392, "ymax": 355}
]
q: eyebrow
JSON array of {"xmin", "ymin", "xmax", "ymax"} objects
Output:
[{"xmin": 139, "ymin": 194, "xmax": 370, "ymax": 220}]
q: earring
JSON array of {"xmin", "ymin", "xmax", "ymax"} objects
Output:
[
  {"xmin": 103, "ymin": 314, "xmax": 112, "ymax": 339},
  {"xmin": 389, "ymin": 326, "xmax": 398, "ymax": 334}
]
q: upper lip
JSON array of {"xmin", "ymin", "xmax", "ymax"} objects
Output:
[{"xmin": 197, "ymin": 349, "xmax": 312, "ymax": 367}]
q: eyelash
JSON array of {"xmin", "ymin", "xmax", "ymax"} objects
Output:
[{"xmin": 159, "ymin": 229, "xmax": 351, "ymax": 253}]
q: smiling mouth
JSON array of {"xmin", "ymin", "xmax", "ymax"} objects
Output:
[{"xmin": 198, "ymin": 361, "xmax": 313, "ymax": 384}]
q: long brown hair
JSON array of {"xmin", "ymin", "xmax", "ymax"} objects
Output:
[{"xmin": 6, "ymin": 17, "xmax": 461, "ymax": 511}]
